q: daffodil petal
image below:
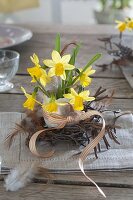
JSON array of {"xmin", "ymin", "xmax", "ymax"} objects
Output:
[
  {"xmin": 48, "ymin": 67, "xmax": 55, "ymax": 77},
  {"xmin": 80, "ymin": 77, "xmax": 92, "ymax": 87},
  {"xmin": 21, "ymin": 86, "xmax": 27, "ymax": 95},
  {"xmin": 87, "ymin": 69, "xmax": 96, "ymax": 75},
  {"xmin": 64, "ymin": 63, "xmax": 75, "ymax": 70},
  {"xmin": 116, "ymin": 21, "xmax": 126, "ymax": 32},
  {"xmin": 43, "ymin": 59, "xmax": 55, "ymax": 67},
  {"xmin": 61, "ymin": 54, "xmax": 71, "ymax": 63},
  {"xmin": 40, "ymin": 77, "xmax": 46, "ymax": 87},
  {"xmin": 85, "ymin": 97, "xmax": 95, "ymax": 101},
  {"xmin": 85, "ymin": 67, "xmax": 96, "ymax": 75},
  {"xmin": 115, "ymin": 20, "xmax": 122, "ymax": 24},
  {"xmin": 21, "ymin": 87, "xmax": 31, "ymax": 98},
  {"xmin": 40, "ymin": 72, "xmax": 51, "ymax": 87},
  {"xmin": 31, "ymin": 78, "xmax": 36, "ymax": 83},
  {"xmin": 23, "ymin": 96, "xmax": 36, "ymax": 111},
  {"xmin": 70, "ymin": 99, "xmax": 75, "ymax": 104},
  {"xmin": 64, "ymin": 94, "xmax": 74, "ymax": 99},
  {"xmin": 52, "ymin": 50, "xmax": 61, "ymax": 63},
  {"xmin": 71, "ymin": 88, "xmax": 78, "ymax": 96},
  {"xmin": 60, "ymin": 72, "xmax": 66, "ymax": 80},
  {"xmin": 30, "ymin": 53, "xmax": 39, "ymax": 65},
  {"xmin": 27, "ymin": 66, "xmax": 42, "ymax": 79},
  {"xmin": 79, "ymin": 90, "xmax": 90, "ymax": 98}
]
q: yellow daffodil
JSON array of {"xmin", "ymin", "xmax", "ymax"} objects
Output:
[
  {"xmin": 64, "ymin": 88, "xmax": 95, "ymax": 111},
  {"xmin": 77, "ymin": 67, "xmax": 95, "ymax": 87},
  {"xmin": 21, "ymin": 87, "xmax": 36, "ymax": 111},
  {"xmin": 28, "ymin": 63, "xmax": 51, "ymax": 86},
  {"xmin": 127, "ymin": 19, "xmax": 133, "ymax": 30},
  {"xmin": 43, "ymin": 50, "xmax": 75, "ymax": 80},
  {"xmin": 28, "ymin": 53, "xmax": 51, "ymax": 85},
  {"xmin": 115, "ymin": 20, "xmax": 127, "ymax": 32},
  {"xmin": 28, "ymin": 67, "xmax": 51, "ymax": 86},
  {"xmin": 28, "ymin": 53, "xmax": 42, "ymax": 82}
]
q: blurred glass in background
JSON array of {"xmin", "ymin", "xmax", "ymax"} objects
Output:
[{"xmin": 0, "ymin": 0, "xmax": 133, "ymax": 25}]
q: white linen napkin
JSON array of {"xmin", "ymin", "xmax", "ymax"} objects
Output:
[{"xmin": 0, "ymin": 111, "xmax": 133, "ymax": 172}]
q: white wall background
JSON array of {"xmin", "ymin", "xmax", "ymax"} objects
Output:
[
  {"xmin": 0, "ymin": 0, "xmax": 133, "ymax": 25},
  {"xmin": 0, "ymin": 0, "xmax": 98, "ymax": 24}
]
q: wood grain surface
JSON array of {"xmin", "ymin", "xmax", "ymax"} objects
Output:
[{"xmin": 0, "ymin": 24, "xmax": 133, "ymax": 199}]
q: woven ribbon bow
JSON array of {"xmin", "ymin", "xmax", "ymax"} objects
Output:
[{"xmin": 29, "ymin": 110, "xmax": 106, "ymax": 197}]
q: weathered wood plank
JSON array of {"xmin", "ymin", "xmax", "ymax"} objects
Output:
[
  {"xmin": 0, "ymin": 94, "xmax": 132, "ymax": 112},
  {"xmin": 0, "ymin": 183, "xmax": 133, "ymax": 200},
  {"xmin": 3, "ymin": 75, "xmax": 133, "ymax": 98},
  {"xmin": 1, "ymin": 170, "xmax": 133, "ymax": 186},
  {"xmin": 0, "ymin": 94, "xmax": 24, "ymax": 112},
  {"xmin": 10, "ymin": 32, "xmax": 123, "ymax": 78},
  {"xmin": 18, "ymin": 24, "xmax": 127, "ymax": 35},
  {"xmin": 120, "ymin": 66, "xmax": 133, "ymax": 89},
  {"xmin": 50, "ymin": 170, "xmax": 133, "ymax": 186}
]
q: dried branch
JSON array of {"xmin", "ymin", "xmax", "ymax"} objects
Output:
[
  {"xmin": 98, "ymin": 36, "xmax": 133, "ymax": 70},
  {"xmin": 60, "ymin": 42, "xmax": 78, "ymax": 56}
]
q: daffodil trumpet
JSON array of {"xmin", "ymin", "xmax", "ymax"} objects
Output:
[{"xmin": 21, "ymin": 87, "xmax": 41, "ymax": 111}]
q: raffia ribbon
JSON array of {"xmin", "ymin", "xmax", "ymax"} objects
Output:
[{"xmin": 29, "ymin": 110, "xmax": 106, "ymax": 197}]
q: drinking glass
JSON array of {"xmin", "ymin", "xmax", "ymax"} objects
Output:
[{"xmin": 0, "ymin": 50, "xmax": 19, "ymax": 92}]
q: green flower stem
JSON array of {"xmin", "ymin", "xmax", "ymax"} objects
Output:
[
  {"xmin": 34, "ymin": 76, "xmax": 49, "ymax": 97},
  {"xmin": 71, "ymin": 53, "xmax": 102, "ymax": 85},
  {"xmin": 66, "ymin": 70, "xmax": 72, "ymax": 86},
  {"xmin": 33, "ymin": 86, "xmax": 38, "ymax": 94},
  {"xmin": 119, "ymin": 32, "xmax": 122, "ymax": 40},
  {"xmin": 38, "ymin": 86, "xmax": 46, "ymax": 95},
  {"xmin": 61, "ymin": 79, "xmax": 65, "ymax": 94}
]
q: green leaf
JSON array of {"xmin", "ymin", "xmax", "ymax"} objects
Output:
[
  {"xmin": 55, "ymin": 33, "xmax": 61, "ymax": 53},
  {"xmin": 65, "ymin": 44, "xmax": 80, "ymax": 86},
  {"xmin": 81, "ymin": 53, "xmax": 102, "ymax": 75},
  {"xmin": 57, "ymin": 84, "xmax": 63, "ymax": 99},
  {"xmin": 69, "ymin": 44, "xmax": 80, "ymax": 65}
]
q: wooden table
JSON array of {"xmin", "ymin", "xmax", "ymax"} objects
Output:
[{"xmin": 0, "ymin": 24, "xmax": 133, "ymax": 200}]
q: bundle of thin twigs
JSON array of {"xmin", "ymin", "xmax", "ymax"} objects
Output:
[{"xmin": 97, "ymin": 36, "xmax": 133, "ymax": 71}]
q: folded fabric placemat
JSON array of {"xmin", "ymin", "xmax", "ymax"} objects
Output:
[{"xmin": 0, "ymin": 112, "xmax": 133, "ymax": 172}]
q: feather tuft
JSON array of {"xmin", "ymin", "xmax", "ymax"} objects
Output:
[{"xmin": 4, "ymin": 163, "xmax": 51, "ymax": 191}]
